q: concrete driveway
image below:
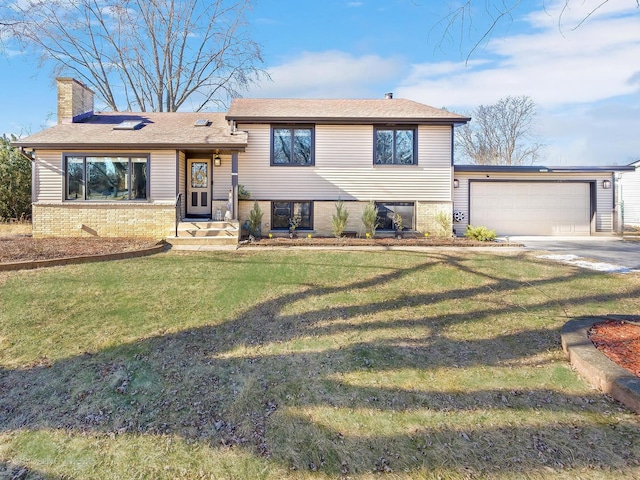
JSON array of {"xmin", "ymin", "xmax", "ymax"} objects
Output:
[{"xmin": 501, "ymin": 236, "xmax": 640, "ymax": 272}]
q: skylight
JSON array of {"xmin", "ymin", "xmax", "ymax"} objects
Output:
[
  {"xmin": 113, "ymin": 120, "xmax": 144, "ymax": 130},
  {"xmin": 194, "ymin": 118, "xmax": 210, "ymax": 127}
]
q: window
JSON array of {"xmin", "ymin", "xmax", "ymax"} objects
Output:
[
  {"xmin": 271, "ymin": 201, "xmax": 313, "ymax": 230},
  {"xmin": 271, "ymin": 126, "xmax": 314, "ymax": 165},
  {"xmin": 375, "ymin": 202, "xmax": 414, "ymax": 230},
  {"xmin": 64, "ymin": 155, "xmax": 148, "ymax": 201},
  {"xmin": 375, "ymin": 127, "xmax": 416, "ymax": 165}
]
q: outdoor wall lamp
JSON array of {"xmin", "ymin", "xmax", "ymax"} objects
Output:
[
  {"xmin": 453, "ymin": 179, "xmax": 459, "ymax": 188},
  {"xmin": 603, "ymin": 179, "xmax": 611, "ymax": 189},
  {"xmin": 214, "ymin": 153, "xmax": 221, "ymax": 167}
]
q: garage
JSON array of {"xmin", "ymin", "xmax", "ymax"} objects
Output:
[{"xmin": 469, "ymin": 181, "xmax": 592, "ymax": 235}]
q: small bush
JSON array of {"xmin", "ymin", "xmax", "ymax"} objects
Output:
[
  {"xmin": 465, "ymin": 225, "xmax": 497, "ymax": 242},
  {"xmin": 247, "ymin": 201, "xmax": 263, "ymax": 238},
  {"xmin": 331, "ymin": 200, "xmax": 349, "ymax": 238},
  {"xmin": 434, "ymin": 211, "xmax": 452, "ymax": 236},
  {"xmin": 361, "ymin": 201, "xmax": 379, "ymax": 238}
]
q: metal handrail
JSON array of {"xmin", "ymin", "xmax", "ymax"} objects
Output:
[{"xmin": 175, "ymin": 193, "xmax": 182, "ymax": 237}]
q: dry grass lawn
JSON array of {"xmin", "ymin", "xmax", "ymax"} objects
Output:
[{"xmin": 0, "ymin": 248, "xmax": 639, "ymax": 479}]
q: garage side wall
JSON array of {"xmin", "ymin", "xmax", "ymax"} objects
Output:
[
  {"xmin": 452, "ymin": 171, "xmax": 614, "ymax": 236},
  {"xmin": 620, "ymin": 167, "xmax": 640, "ymax": 226}
]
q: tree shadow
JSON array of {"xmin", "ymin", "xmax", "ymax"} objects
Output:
[{"xmin": 1, "ymin": 251, "xmax": 639, "ymax": 476}]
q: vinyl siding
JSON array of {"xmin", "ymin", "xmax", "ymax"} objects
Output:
[
  {"xmin": 621, "ymin": 168, "xmax": 640, "ymax": 225},
  {"xmin": 33, "ymin": 149, "xmax": 177, "ymax": 204},
  {"xmin": 237, "ymin": 124, "xmax": 453, "ymax": 202},
  {"xmin": 453, "ymin": 171, "xmax": 615, "ymax": 234}
]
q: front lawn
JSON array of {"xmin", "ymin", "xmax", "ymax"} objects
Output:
[{"xmin": 1, "ymin": 250, "xmax": 639, "ymax": 479}]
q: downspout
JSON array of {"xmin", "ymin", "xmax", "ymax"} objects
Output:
[{"xmin": 231, "ymin": 152, "xmax": 239, "ymax": 220}]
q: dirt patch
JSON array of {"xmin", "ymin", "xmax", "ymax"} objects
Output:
[
  {"xmin": 589, "ymin": 319, "xmax": 640, "ymax": 377},
  {"xmin": 0, "ymin": 236, "xmax": 160, "ymax": 263}
]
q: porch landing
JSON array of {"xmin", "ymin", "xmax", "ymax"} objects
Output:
[{"xmin": 166, "ymin": 220, "xmax": 240, "ymax": 247}]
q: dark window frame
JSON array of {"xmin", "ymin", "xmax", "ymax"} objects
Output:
[
  {"xmin": 270, "ymin": 125, "xmax": 315, "ymax": 166},
  {"xmin": 270, "ymin": 201, "xmax": 314, "ymax": 230},
  {"xmin": 375, "ymin": 201, "xmax": 415, "ymax": 230},
  {"xmin": 63, "ymin": 153, "xmax": 150, "ymax": 202},
  {"xmin": 374, "ymin": 126, "xmax": 418, "ymax": 165}
]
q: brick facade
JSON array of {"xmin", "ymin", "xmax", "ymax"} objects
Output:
[
  {"xmin": 56, "ymin": 78, "xmax": 94, "ymax": 124},
  {"xmin": 238, "ymin": 200, "xmax": 453, "ymax": 237},
  {"xmin": 32, "ymin": 203, "xmax": 175, "ymax": 238}
]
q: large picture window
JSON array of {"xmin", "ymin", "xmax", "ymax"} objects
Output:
[
  {"xmin": 375, "ymin": 202, "xmax": 415, "ymax": 230},
  {"xmin": 271, "ymin": 201, "xmax": 313, "ymax": 230},
  {"xmin": 375, "ymin": 127, "xmax": 416, "ymax": 165},
  {"xmin": 65, "ymin": 155, "xmax": 148, "ymax": 201},
  {"xmin": 271, "ymin": 126, "xmax": 314, "ymax": 165}
]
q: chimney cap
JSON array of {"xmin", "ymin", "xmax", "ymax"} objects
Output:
[{"xmin": 384, "ymin": 92, "xmax": 393, "ymax": 99}]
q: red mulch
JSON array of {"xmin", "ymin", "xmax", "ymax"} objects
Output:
[{"xmin": 589, "ymin": 320, "xmax": 640, "ymax": 378}]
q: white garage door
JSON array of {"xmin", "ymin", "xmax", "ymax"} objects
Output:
[{"xmin": 470, "ymin": 182, "xmax": 591, "ymax": 235}]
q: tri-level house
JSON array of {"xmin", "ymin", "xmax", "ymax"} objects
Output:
[
  {"xmin": 14, "ymin": 78, "xmax": 470, "ymax": 243},
  {"xmin": 14, "ymin": 78, "xmax": 630, "ymax": 242}
]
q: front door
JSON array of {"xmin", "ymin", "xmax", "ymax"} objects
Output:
[{"xmin": 187, "ymin": 159, "xmax": 212, "ymax": 217}]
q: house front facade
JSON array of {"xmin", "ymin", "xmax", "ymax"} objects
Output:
[
  {"xmin": 15, "ymin": 79, "xmax": 470, "ymax": 239},
  {"xmin": 14, "ymin": 78, "xmax": 630, "ymax": 240}
]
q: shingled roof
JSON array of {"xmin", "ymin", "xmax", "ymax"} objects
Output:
[
  {"xmin": 14, "ymin": 112, "xmax": 247, "ymax": 150},
  {"xmin": 226, "ymin": 98, "xmax": 470, "ymax": 125}
]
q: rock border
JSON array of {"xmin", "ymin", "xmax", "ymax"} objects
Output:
[
  {"xmin": 0, "ymin": 243, "xmax": 167, "ymax": 272},
  {"xmin": 561, "ymin": 315, "xmax": 640, "ymax": 414}
]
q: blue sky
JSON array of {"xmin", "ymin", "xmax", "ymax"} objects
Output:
[{"xmin": 1, "ymin": 0, "xmax": 639, "ymax": 165}]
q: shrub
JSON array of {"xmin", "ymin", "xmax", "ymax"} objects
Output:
[
  {"xmin": 465, "ymin": 225, "xmax": 497, "ymax": 242},
  {"xmin": 361, "ymin": 201, "xmax": 379, "ymax": 238},
  {"xmin": 247, "ymin": 201, "xmax": 263, "ymax": 238},
  {"xmin": 331, "ymin": 200, "xmax": 349, "ymax": 238},
  {"xmin": 237, "ymin": 184, "xmax": 251, "ymax": 199},
  {"xmin": 434, "ymin": 211, "xmax": 452, "ymax": 236},
  {"xmin": 0, "ymin": 135, "xmax": 31, "ymax": 221}
]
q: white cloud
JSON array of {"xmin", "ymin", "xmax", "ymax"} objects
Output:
[{"xmin": 246, "ymin": 50, "xmax": 404, "ymax": 98}]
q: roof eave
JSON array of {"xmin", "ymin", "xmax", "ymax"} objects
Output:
[
  {"xmin": 12, "ymin": 142, "xmax": 248, "ymax": 151},
  {"xmin": 226, "ymin": 115, "xmax": 470, "ymax": 125},
  {"xmin": 453, "ymin": 165, "xmax": 636, "ymax": 173}
]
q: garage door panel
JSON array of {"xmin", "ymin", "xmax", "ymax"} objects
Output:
[{"xmin": 470, "ymin": 182, "xmax": 591, "ymax": 236}]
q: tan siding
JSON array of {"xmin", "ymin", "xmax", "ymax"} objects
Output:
[
  {"xmin": 453, "ymin": 172, "xmax": 615, "ymax": 234},
  {"xmin": 33, "ymin": 149, "xmax": 177, "ymax": 204},
  {"xmin": 212, "ymin": 154, "xmax": 232, "ymax": 200},
  {"xmin": 149, "ymin": 150, "xmax": 177, "ymax": 201},
  {"xmin": 34, "ymin": 150, "xmax": 64, "ymax": 202},
  {"xmin": 237, "ymin": 124, "xmax": 453, "ymax": 202}
]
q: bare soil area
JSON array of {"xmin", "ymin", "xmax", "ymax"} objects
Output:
[
  {"xmin": 0, "ymin": 235, "xmax": 159, "ymax": 263},
  {"xmin": 589, "ymin": 319, "xmax": 640, "ymax": 378}
]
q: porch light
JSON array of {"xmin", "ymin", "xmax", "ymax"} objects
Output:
[
  {"xmin": 214, "ymin": 153, "xmax": 221, "ymax": 167},
  {"xmin": 453, "ymin": 179, "xmax": 459, "ymax": 188},
  {"xmin": 603, "ymin": 179, "xmax": 611, "ymax": 189}
]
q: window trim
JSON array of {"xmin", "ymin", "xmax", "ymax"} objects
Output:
[
  {"xmin": 63, "ymin": 152, "xmax": 150, "ymax": 202},
  {"xmin": 270, "ymin": 125, "xmax": 315, "ymax": 166},
  {"xmin": 270, "ymin": 201, "xmax": 314, "ymax": 230},
  {"xmin": 375, "ymin": 201, "xmax": 415, "ymax": 230},
  {"xmin": 373, "ymin": 126, "xmax": 418, "ymax": 165}
]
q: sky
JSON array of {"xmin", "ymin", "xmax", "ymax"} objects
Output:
[{"xmin": 1, "ymin": 0, "xmax": 639, "ymax": 166}]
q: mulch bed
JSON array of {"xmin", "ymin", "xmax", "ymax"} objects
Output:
[
  {"xmin": 0, "ymin": 236, "xmax": 160, "ymax": 263},
  {"xmin": 589, "ymin": 319, "xmax": 640, "ymax": 378},
  {"xmin": 242, "ymin": 236, "xmax": 514, "ymax": 248}
]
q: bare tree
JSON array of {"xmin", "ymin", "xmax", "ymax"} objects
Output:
[
  {"xmin": 455, "ymin": 95, "xmax": 544, "ymax": 165},
  {"xmin": 436, "ymin": 0, "xmax": 639, "ymax": 62},
  {"xmin": 0, "ymin": 0, "xmax": 265, "ymax": 112}
]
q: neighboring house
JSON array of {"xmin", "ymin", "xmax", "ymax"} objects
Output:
[
  {"xmin": 13, "ymin": 78, "xmax": 632, "ymax": 240},
  {"xmin": 620, "ymin": 160, "xmax": 640, "ymax": 227},
  {"xmin": 14, "ymin": 78, "xmax": 470, "ymax": 239}
]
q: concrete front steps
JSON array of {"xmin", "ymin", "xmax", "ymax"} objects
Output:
[{"xmin": 166, "ymin": 220, "xmax": 240, "ymax": 247}]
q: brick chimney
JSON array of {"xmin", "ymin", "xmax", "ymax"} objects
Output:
[{"xmin": 56, "ymin": 77, "xmax": 94, "ymax": 124}]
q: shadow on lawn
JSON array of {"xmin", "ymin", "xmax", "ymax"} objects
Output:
[{"xmin": 1, "ymin": 251, "xmax": 639, "ymax": 476}]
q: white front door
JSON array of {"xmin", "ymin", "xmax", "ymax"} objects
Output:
[{"xmin": 187, "ymin": 159, "xmax": 212, "ymax": 217}]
